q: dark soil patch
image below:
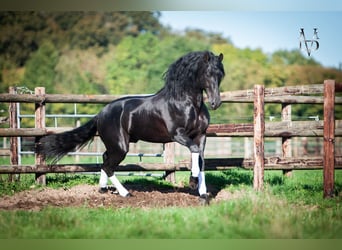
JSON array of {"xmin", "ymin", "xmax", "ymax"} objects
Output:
[{"xmin": 0, "ymin": 183, "xmax": 233, "ymax": 211}]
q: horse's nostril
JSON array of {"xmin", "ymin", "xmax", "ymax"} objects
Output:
[{"xmin": 210, "ymin": 100, "xmax": 221, "ymax": 110}]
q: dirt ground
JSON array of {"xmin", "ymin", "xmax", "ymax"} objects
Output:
[{"xmin": 0, "ymin": 183, "xmax": 234, "ymax": 211}]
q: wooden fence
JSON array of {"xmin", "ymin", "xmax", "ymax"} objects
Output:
[{"xmin": 0, "ymin": 80, "xmax": 341, "ymax": 197}]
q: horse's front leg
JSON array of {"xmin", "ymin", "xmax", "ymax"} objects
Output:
[
  {"xmin": 172, "ymin": 129, "xmax": 201, "ymax": 188},
  {"xmin": 189, "ymin": 151, "xmax": 202, "ymax": 190},
  {"xmin": 191, "ymin": 134, "xmax": 211, "ymax": 205},
  {"xmin": 173, "ymin": 129, "xmax": 210, "ymax": 203},
  {"xmin": 186, "ymin": 154, "xmax": 202, "ymax": 191},
  {"xmin": 190, "ymin": 153, "xmax": 207, "ymax": 194}
]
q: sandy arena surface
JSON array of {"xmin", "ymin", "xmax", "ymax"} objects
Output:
[{"xmin": 0, "ymin": 183, "xmax": 235, "ymax": 211}]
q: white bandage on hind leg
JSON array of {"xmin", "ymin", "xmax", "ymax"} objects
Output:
[
  {"xmin": 109, "ymin": 174, "xmax": 129, "ymax": 197},
  {"xmin": 191, "ymin": 152, "xmax": 200, "ymax": 177},
  {"xmin": 99, "ymin": 169, "xmax": 108, "ymax": 188},
  {"xmin": 198, "ymin": 171, "xmax": 207, "ymax": 196}
]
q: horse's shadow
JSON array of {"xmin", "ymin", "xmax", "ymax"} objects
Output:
[
  {"xmin": 121, "ymin": 169, "xmax": 284, "ymax": 198},
  {"xmin": 122, "ymin": 177, "xmax": 196, "ymax": 196}
]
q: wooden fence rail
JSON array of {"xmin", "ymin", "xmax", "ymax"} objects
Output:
[
  {"xmin": 1, "ymin": 84, "xmax": 342, "ymax": 104},
  {"xmin": 1, "ymin": 120, "xmax": 341, "ymax": 138},
  {"xmin": 0, "ymin": 81, "xmax": 341, "ymax": 198},
  {"xmin": 1, "ymin": 156, "xmax": 342, "ymax": 174}
]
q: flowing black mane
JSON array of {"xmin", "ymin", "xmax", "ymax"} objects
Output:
[{"xmin": 161, "ymin": 51, "xmax": 224, "ymax": 98}]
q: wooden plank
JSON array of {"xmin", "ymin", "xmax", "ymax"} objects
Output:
[
  {"xmin": 1, "ymin": 84, "xmax": 341, "ymax": 105},
  {"xmin": 282, "ymin": 103, "xmax": 293, "ymax": 177},
  {"xmin": 9, "ymin": 87, "xmax": 18, "ymax": 182},
  {"xmin": 207, "ymin": 120, "xmax": 342, "ymax": 137},
  {"xmin": 0, "ymin": 93, "xmax": 150, "ymax": 104},
  {"xmin": 0, "ymin": 156, "xmax": 341, "ymax": 174},
  {"xmin": 205, "ymin": 156, "xmax": 342, "ymax": 169},
  {"xmin": 0, "ymin": 128, "xmax": 47, "ymax": 137},
  {"xmin": 264, "ymin": 96, "xmax": 328, "ymax": 104},
  {"xmin": 323, "ymin": 80, "xmax": 335, "ymax": 198},
  {"xmin": 253, "ymin": 85, "xmax": 265, "ymax": 191},
  {"xmin": 0, "ymin": 163, "xmax": 188, "ymax": 173},
  {"xmin": 0, "ymin": 149, "xmax": 10, "ymax": 156},
  {"xmin": 34, "ymin": 87, "xmax": 46, "ymax": 185},
  {"xmin": 163, "ymin": 142, "xmax": 176, "ymax": 183},
  {"xmin": 1, "ymin": 120, "xmax": 341, "ymax": 138}
]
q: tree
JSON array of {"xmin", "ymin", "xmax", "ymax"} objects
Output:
[
  {"xmin": 0, "ymin": 12, "xmax": 47, "ymax": 66},
  {"xmin": 271, "ymin": 49, "xmax": 320, "ymax": 66},
  {"xmin": 0, "ymin": 12, "xmax": 164, "ymax": 67},
  {"xmin": 106, "ymin": 33, "xmax": 159, "ymax": 94},
  {"xmin": 54, "ymin": 48, "xmax": 107, "ymax": 94},
  {"xmin": 23, "ymin": 40, "xmax": 59, "ymax": 93},
  {"xmin": 105, "ymin": 32, "xmax": 209, "ymax": 95}
]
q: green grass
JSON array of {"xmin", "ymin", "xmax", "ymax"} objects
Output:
[
  {"xmin": 0, "ymin": 189, "xmax": 340, "ymax": 238},
  {"xmin": 0, "ymin": 169, "xmax": 341, "ymax": 238}
]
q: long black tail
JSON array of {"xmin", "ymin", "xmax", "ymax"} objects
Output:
[{"xmin": 36, "ymin": 116, "xmax": 98, "ymax": 163}]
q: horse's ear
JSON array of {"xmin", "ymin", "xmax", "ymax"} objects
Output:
[
  {"xmin": 203, "ymin": 51, "xmax": 210, "ymax": 63},
  {"xmin": 218, "ymin": 53, "xmax": 224, "ymax": 62}
]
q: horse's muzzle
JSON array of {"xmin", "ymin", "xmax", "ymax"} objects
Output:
[
  {"xmin": 205, "ymin": 87, "xmax": 221, "ymax": 110},
  {"xmin": 210, "ymin": 99, "xmax": 222, "ymax": 110}
]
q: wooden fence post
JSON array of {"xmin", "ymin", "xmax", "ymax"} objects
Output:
[
  {"xmin": 35, "ymin": 87, "xmax": 46, "ymax": 185},
  {"xmin": 253, "ymin": 85, "xmax": 265, "ymax": 191},
  {"xmin": 164, "ymin": 142, "xmax": 176, "ymax": 183},
  {"xmin": 323, "ymin": 80, "xmax": 335, "ymax": 198},
  {"xmin": 9, "ymin": 87, "xmax": 19, "ymax": 182},
  {"xmin": 282, "ymin": 103, "xmax": 292, "ymax": 177}
]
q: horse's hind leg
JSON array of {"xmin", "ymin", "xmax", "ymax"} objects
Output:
[
  {"xmin": 99, "ymin": 149, "xmax": 131, "ymax": 197},
  {"xmin": 98, "ymin": 152, "xmax": 110, "ymax": 193}
]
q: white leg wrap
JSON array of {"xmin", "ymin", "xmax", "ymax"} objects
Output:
[
  {"xmin": 198, "ymin": 171, "xmax": 207, "ymax": 196},
  {"xmin": 109, "ymin": 174, "xmax": 129, "ymax": 197},
  {"xmin": 99, "ymin": 169, "xmax": 108, "ymax": 188},
  {"xmin": 191, "ymin": 152, "xmax": 200, "ymax": 177}
]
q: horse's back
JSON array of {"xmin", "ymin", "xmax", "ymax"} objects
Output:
[
  {"xmin": 124, "ymin": 97, "xmax": 172, "ymax": 143},
  {"xmin": 97, "ymin": 96, "xmax": 171, "ymax": 144}
]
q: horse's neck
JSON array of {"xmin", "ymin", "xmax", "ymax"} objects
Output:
[
  {"xmin": 176, "ymin": 91, "xmax": 203, "ymax": 106},
  {"xmin": 193, "ymin": 92, "xmax": 204, "ymax": 108},
  {"xmin": 156, "ymin": 86, "xmax": 204, "ymax": 108}
]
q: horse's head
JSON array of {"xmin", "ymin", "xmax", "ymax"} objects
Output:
[
  {"xmin": 199, "ymin": 51, "xmax": 225, "ymax": 110},
  {"xmin": 163, "ymin": 51, "xmax": 225, "ymax": 108}
]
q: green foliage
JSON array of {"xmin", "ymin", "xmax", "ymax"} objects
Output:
[
  {"xmin": 23, "ymin": 40, "xmax": 59, "ymax": 93},
  {"xmin": 106, "ymin": 33, "xmax": 160, "ymax": 94},
  {"xmin": 1, "ymin": 12, "xmax": 342, "ymax": 125},
  {"xmin": 0, "ymin": 12, "xmax": 45, "ymax": 66},
  {"xmin": 54, "ymin": 48, "xmax": 109, "ymax": 94},
  {"xmin": 45, "ymin": 174, "xmax": 99, "ymax": 189},
  {"xmin": 106, "ymin": 32, "xmax": 209, "ymax": 94},
  {"xmin": 0, "ymin": 12, "xmax": 162, "ymax": 66},
  {"xmin": 0, "ymin": 174, "xmax": 36, "ymax": 196},
  {"xmin": 271, "ymin": 49, "xmax": 320, "ymax": 66}
]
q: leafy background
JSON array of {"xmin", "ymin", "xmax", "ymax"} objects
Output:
[{"xmin": 1, "ymin": 11, "xmax": 341, "ymax": 126}]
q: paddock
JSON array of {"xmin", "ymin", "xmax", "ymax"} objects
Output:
[{"xmin": 0, "ymin": 80, "xmax": 341, "ymax": 198}]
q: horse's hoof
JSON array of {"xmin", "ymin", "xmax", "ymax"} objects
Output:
[
  {"xmin": 189, "ymin": 176, "xmax": 199, "ymax": 190},
  {"xmin": 108, "ymin": 186, "xmax": 118, "ymax": 195},
  {"xmin": 98, "ymin": 187, "xmax": 108, "ymax": 194},
  {"xmin": 199, "ymin": 193, "xmax": 212, "ymax": 206},
  {"xmin": 125, "ymin": 192, "xmax": 133, "ymax": 197}
]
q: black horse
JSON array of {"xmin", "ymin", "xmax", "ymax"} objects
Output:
[{"xmin": 36, "ymin": 51, "xmax": 225, "ymax": 203}]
